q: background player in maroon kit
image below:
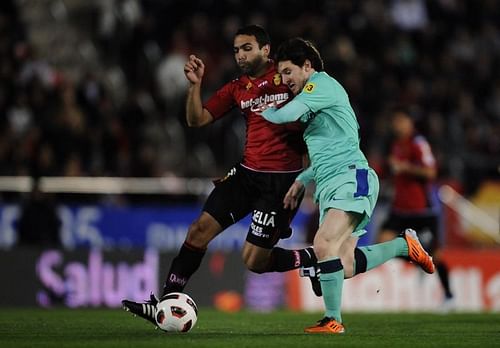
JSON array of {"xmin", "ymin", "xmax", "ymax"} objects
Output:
[
  {"xmin": 377, "ymin": 107, "xmax": 454, "ymax": 310},
  {"xmin": 122, "ymin": 25, "xmax": 317, "ymax": 325}
]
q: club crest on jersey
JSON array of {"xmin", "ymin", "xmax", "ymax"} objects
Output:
[
  {"xmin": 273, "ymin": 73, "xmax": 281, "ymax": 85},
  {"xmin": 246, "ymin": 82, "xmax": 252, "ymax": 90},
  {"xmin": 303, "ymin": 82, "xmax": 315, "ymax": 93}
]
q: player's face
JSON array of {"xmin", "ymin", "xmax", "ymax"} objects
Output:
[
  {"xmin": 278, "ymin": 60, "xmax": 310, "ymax": 95},
  {"xmin": 233, "ymin": 35, "xmax": 269, "ymax": 76},
  {"xmin": 392, "ymin": 112, "xmax": 414, "ymax": 138}
]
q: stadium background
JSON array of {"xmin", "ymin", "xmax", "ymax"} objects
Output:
[{"xmin": 0, "ymin": 0, "xmax": 499, "ymax": 313}]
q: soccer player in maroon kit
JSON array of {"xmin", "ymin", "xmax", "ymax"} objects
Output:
[
  {"xmin": 122, "ymin": 25, "xmax": 317, "ymax": 325},
  {"xmin": 377, "ymin": 108, "xmax": 454, "ymax": 310}
]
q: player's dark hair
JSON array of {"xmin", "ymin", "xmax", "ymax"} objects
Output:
[
  {"xmin": 235, "ymin": 25, "xmax": 271, "ymax": 49},
  {"xmin": 275, "ymin": 38, "xmax": 324, "ymax": 71}
]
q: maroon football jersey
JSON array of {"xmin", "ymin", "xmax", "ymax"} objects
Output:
[
  {"xmin": 204, "ymin": 63, "xmax": 305, "ymax": 172},
  {"xmin": 391, "ymin": 134, "xmax": 436, "ymax": 212}
]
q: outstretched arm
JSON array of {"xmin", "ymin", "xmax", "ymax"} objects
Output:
[
  {"xmin": 258, "ymin": 98, "xmax": 310, "ymax": 124},
  {"xmin": 184, "ymin": 55, "xmax": 214, "ymax": 127}
]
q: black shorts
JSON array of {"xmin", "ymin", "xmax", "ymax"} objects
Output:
[
  {"xmin": 381, "ymin": 211, "xmax": 439, "ymax": 253},
  {"xmin": 203, "ymin": 164, "xmax": 303, "ymax": 249}
]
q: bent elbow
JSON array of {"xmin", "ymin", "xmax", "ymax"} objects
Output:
[
  {"xmin": 186, "ymin": 110, "xmax": 212, "ymax": 127},
  {"xmin": 187, "ymin": 119, "xmax": 205, "ymax": 128}
]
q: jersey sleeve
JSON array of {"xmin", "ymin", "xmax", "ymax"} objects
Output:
[
  {"xmin": 203, "ymin": 82, "xmax": 236, "ymax": 121},
  {"xmin": 261, "ymin": 99, "xmax": 310, "ymax": 124},
  {"xmin": 414, "ymin": 136, "xmax": 436, "ymax": 167},
  {"xmin": 296, "ymin": 166, "xmax": 314, "ymax": 185},
  {"xmin": 294, "ymin": 75, "xmax": 338, "ymax": 113}
]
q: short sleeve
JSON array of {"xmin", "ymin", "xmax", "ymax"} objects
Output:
[
  {"xmin": 294, "ymin": 75, "xmax": 337, "ymax": 113},
  {"xmin": 204, "ymin": 82, "xmax": 236, "ymax": 120}
]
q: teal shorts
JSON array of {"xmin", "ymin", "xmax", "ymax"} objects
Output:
[{"xmin": 316, "ymin": 166, "xmax": 379, "ymax": 233}]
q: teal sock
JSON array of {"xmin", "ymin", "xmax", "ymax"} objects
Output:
[
  {"xmin": 318, "ymin": 258, "xmax": 344, "ymax": 322},
  {"xmin": 358, "ymin": 237, "xmax": 408, "ymax": 272}
]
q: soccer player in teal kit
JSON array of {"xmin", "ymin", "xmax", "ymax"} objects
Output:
[{"xmin": 257, "ymin": 38, "xmax": 435, "ymax": 334}]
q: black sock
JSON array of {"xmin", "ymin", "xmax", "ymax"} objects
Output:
[
  {"xmin": 266, "ymin": 246, "xmax": 317, "ymax": 272},
  {"xmin": 436, "ymin": 261, "xmax": 453, "ymax": 298},
  {"xmin": 353, "ymin": 247, "xmax": 368, "ymax": 275},
  {"xmin": 162, "ymin": 242, "xmax": 206, "ymax": 296}
]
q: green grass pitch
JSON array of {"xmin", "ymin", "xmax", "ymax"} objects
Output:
[{"xmin": 1, "ymin": 308, "xmax": 499, "ymax": 347}]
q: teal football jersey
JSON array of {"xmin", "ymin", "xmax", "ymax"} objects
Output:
[{"xmin": 262, "ymin": 71, "xmax": 368, "ymax": 184}]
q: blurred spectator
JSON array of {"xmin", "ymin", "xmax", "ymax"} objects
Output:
[
  {"xmin": 390, "ymin": 0, "xmax": 429, "ymax": 31},
  {"xmin": 156, "ymin": 29, "xmax": 190, "ymax": 119}
]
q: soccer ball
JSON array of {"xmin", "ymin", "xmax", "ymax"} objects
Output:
[{"xmin": 155, "ymin": 292, "xmax": 198, "ymax": 333}]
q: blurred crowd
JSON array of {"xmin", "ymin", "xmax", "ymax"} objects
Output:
[{"xmin": 0, "ymin": 0, "xmax": 499, "ymax": 195}]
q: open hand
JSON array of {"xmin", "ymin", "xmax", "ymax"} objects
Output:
[{"xmin": 283, "ymin": 180, "xmax": 305, "ymax": 210}]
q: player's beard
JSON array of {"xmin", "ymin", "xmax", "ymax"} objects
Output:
[{"xmin": 239, "ymin": 56, "xmax": 267, "ymax": 76}]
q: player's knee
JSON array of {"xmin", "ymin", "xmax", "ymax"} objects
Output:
[
  {"xmin": 242, "ymin": 252, "xmax": 269, "ymax": 274},
  {"xmin": 185, "ymin": 219, "xmax": 214, "ymax": 249},
  {"xmin": 312, "ymin": 240, "xmax": 330, "ymax": 260},
  {"xmin": 243, "ymin": 258, "xmax": 266, "ymax": 274},
  {"xmin": 313, "ymin": 235, "xmax": 340, "ymax": 260}
]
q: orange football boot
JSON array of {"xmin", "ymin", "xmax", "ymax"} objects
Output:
[
  {"xmin": 403, "ymin": 228, "xmax": 435, "ymax": 274},
  {"xmin": 304, "ymin": 317, "xmax": 345, "ymax": 334}
]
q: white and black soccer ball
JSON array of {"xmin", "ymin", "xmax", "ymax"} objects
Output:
[{"xmin": 155, "ymin": 292, "xmax": 198, "ymax": 333}]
